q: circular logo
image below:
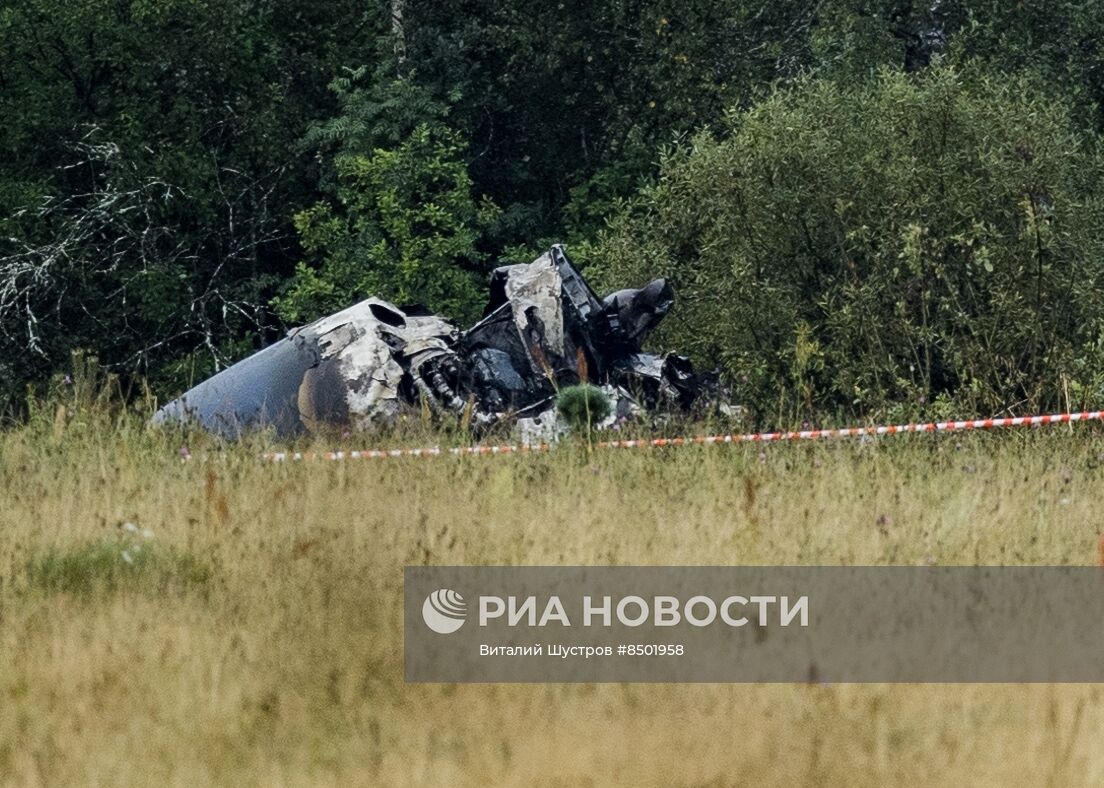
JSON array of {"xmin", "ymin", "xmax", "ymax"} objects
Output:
[{"xmin": 422, "ymin": 588, "xmax": 467, "ymax": 634}]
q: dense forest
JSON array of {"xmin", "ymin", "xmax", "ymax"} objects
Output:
[{"xmin": 2, "ymin": 1, "xmax": 1103, "ymax": 423}]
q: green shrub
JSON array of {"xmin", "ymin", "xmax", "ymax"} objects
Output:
[
  {"xmin": 557, "ymin": 385, "xmax": 612, "ymax": 431},
  {"xmin": 275, "ymin": 122, "xmax": 497, "ymax": 325},
  {"xmin": 587, "ymin": 66, "xmax": 1104, "ymax": 422}
]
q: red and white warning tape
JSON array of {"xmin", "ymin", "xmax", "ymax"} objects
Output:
[
  {"xmin": 262, "ymin": 409, "xmax": 1104, "ymax": 462},
  {"xmin": 265, "ymin": 444, "xmax": 553, "ymax": 462}
]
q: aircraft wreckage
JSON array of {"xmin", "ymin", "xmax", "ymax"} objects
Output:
[{"xmin": 152, "ymin": 246, "xmax": 729, "ymax": 439}]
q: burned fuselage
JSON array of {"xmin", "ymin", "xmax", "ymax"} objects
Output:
[{"xmin": 152, "ymin": 246, "xmax": 721, "ymax": 438}]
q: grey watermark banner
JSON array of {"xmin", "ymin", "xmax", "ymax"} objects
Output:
[{"xmin": 404, "ymin": 566, "xmax": 1104, "ymax": 682}]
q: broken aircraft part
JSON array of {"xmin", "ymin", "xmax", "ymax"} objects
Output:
[{"xmin": 152, "ymin": 245, "xmax": 727, "ymax": 438}]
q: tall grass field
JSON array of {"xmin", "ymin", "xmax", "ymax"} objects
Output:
[{"xmin": 1, "ymin": 408, "xmax": 1102, "ymax": 786}]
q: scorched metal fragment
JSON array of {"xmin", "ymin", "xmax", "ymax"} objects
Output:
[{"xmin": 152, "ymin": 246, "xmax": 726, "ymax": 438}]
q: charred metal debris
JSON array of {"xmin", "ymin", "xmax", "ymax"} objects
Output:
[{"xmin": 153, "ymin": 246, "xmax": 731, "ymax": 439}]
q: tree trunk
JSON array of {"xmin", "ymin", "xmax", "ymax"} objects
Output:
[{"xmin": 391, "ymin": 0, "xmax": 407, "ymax": 78}]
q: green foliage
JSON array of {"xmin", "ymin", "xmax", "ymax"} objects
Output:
[
  {"xmin": 557, "ymin": 385, "xmax": 612, "ymax": 431},
  {"xmin": 412, "ymin": 1, "xmax": 818, "ymax": 245},
  {"xmin": 304, "ymin": 66, "xmax": 450, "ymax": 153},
  {"xmin": 950, "ymin": 1, "xmax": 1104, "ymax": 128},
  {"xmin": 589, "ymin": 67, "xmax": 1104, "ymax": 421},
  {"xmin": 276, "ymin": 123, "xmax": 497, "ymax": 324},
  {"xmin": 5, "ymin": 0, "xmax": 1104, "ymax": 422},
  {"xmin": 0, "ymin": 0, "xmax": 382, "ymax": 412},
  {"xmin": 25, "ymin": 535, "xmax": 212, "ymax": 598}
]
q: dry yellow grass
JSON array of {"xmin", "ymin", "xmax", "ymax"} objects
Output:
[{"xmin": 1, "ymin": 413, "xmax": 1103, "ymax": 786}]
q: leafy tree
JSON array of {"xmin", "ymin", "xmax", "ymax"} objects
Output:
[
  {"xmin": 5, "ymin": 0, "xmax": 1104, "ymax": 423},
  {"xmin": 951, "ymin": 1, "xmax": 1104, "ymax": 128},
  {"xmin": 588, "ymin": 67, "xmax": 1104, "ymax": 421},
  {"xmin": 0, "ymin": 0, "xmax": 379, "ymax": 407},
  {"xmin": 392, "ymin": 0, "xmax": 826, "ymax": 247},
  {"xmin": 276, "ymin": 122, "xmax": 497, "ymax": 325}
]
